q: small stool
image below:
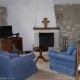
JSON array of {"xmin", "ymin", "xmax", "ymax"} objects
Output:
[{"xmin": 33, "ymin": 46, "xmax": 48, "ymax": 62}]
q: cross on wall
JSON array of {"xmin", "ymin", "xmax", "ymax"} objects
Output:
[{"xmin": 42, "ymin": 18, "xmax": 49, "ymax": 28}]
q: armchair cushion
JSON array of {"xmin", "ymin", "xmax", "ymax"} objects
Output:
[
  {"xmin": 72, "ymin": 50, "xmax": 77, "ymax": 56},
  {"xmin": 11, "ymin": 53, "xmax": 35, "ymax": 67},
  {"xmin": 0, "ymin": 50, "xmax": 19, "ymax": 59},
  {"xmin": 0, "ymin": 54, "xmax": 12, "ymax": 77},
  {"xmin": 67, "ymin": 43, "xmax": 77, "ymax": 55},
  {"xmin": 48, "ymin": 50, "xmax": 76, "ymax": 62}
]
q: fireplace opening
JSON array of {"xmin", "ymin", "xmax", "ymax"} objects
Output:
[{"xmin": 39, "ymin": 33, "xmax": 54, "ymax": 47}]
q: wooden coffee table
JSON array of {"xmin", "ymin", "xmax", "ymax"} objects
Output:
[{"xmin": 33, "ymin": 46, "xmax": 48, "ymax": 62}]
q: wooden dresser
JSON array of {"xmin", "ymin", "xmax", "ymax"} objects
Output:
[{"xmin": 0, "ymin": 37, "xmax": 23, "ymax": 53}]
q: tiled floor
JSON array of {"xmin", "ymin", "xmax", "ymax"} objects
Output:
[{"xmin": 26, "ymin": 60, "xmax": 79, "ymax": 80}]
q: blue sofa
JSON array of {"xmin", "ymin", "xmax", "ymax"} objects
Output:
[
  {"xmin": 48, "ymin": 43, "xmax": 77, "ymax": 77},
  {"xmin": 0, "ymin": 51, "xmax": 38, "ymax": 80}
]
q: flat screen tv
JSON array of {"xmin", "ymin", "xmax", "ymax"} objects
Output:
[{"xmin": 0, "ymin": 25, "xmax": 13, "ymax": 38}]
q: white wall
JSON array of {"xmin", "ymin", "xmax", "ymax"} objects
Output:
[
  {"xmin": 7, "ymin": 2, "xmax": 36, "ymax": 51},
  {"xmin": 36, "ymin": 0, "xmax": 56, "ymax": 27},
  {"xmin": 7, "ymin": 0, "xmax": 56, "ymax": 51}
]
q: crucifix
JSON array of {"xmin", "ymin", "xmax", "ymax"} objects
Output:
[{"xmin": 42, "ymin": 18, "xmax": 49, "ymax": 28}]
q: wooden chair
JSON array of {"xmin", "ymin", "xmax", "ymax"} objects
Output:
[{"xmin": 75, "ymin": 41, "xmax": 80, "ymax": 80}]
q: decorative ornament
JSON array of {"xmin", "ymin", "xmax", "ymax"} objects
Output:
[{"xmin": 42, "ymin": 18, "xmax": 49, "ymax": 28}]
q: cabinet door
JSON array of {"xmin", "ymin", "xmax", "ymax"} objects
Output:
[
  {"xmin": 12, "ymin": 38, "xmax": 23, "ymax": 52},
  {"xmin": 1, "ymin": 39, "xmax": 13, "ymax": 53}
]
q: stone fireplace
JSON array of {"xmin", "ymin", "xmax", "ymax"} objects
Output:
[{"xmin": 33, "ymin": 27, "xmax": 60, "ymax": 51}]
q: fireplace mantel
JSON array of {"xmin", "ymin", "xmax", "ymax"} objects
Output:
[{"xmin": 33, "ymin": 27, "xmax": 60, "ymax": 30}]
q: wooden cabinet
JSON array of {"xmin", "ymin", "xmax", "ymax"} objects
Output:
[{"xmin": 0, "ymin": 37, "xmax": 23, "ymax": 53}]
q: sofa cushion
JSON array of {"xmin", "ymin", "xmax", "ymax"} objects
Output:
[{"xmin": 67, "ymin": 43, "xmax": 77, "ymax": 55}]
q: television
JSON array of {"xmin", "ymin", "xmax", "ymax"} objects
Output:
[{"xmin": 0, "ymin": 25, "xmax": 13, "ymax": 38}]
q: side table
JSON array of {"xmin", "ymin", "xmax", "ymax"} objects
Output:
[{"xmin": 33, "ymin": 46, "xmax": 48, "ymax": 62}]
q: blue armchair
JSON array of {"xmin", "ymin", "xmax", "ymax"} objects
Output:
[
  {"xmin": 0, "ymin": 51, "xmax": 38, "ymax": 80},
  {"xmin": 48, "ymin": 43, "xmax": 77, "ymax": 77}
]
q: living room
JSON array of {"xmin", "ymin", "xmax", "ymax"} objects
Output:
[{"xmin": 0, "ymin": 0, "xmax": 80, "ymax": 80}]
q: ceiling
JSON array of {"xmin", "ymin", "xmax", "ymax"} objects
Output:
[
  {"xmin": 0, "ymin": 0, "xmax": 29, "ymax": 6},
  {"xmin": 0, "ymin": 0, "xmax": 80, "ymax": 6}
]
